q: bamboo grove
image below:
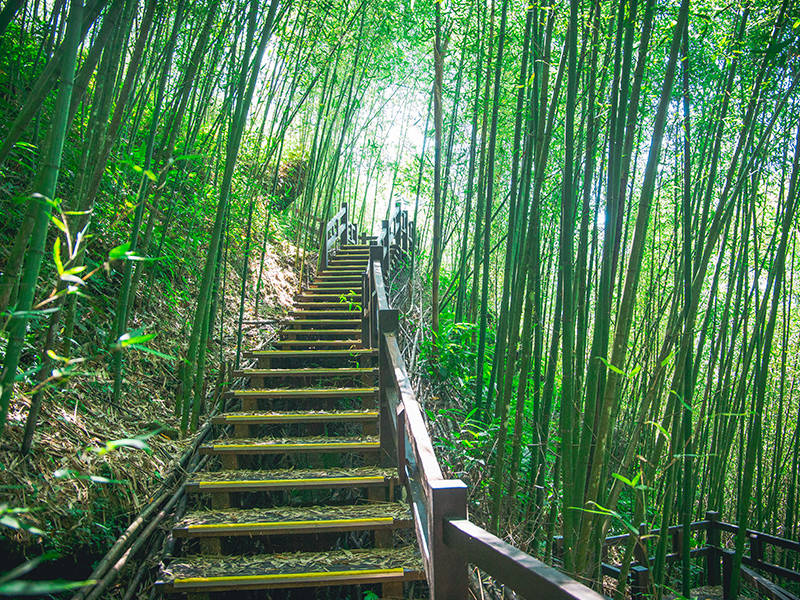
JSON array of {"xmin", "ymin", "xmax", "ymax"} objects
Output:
[
  {"xmin": 0, "ymin": 0, "xmax": 799, "ymax": 597},
  {"xmin": 418, "ymin": 0, "xmax": 800, "ymax": 597}
]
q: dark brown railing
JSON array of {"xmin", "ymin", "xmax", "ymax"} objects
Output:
[
  {"xmin": 316, "ymin": 202, "xmax": 800, "ymax": 600},
  {"xmin": 354, "ymin": 203, "xmax": 604, "ymax": 600},
  {"xmin": 320, "ymin": 202, "xmax": 357, "ymax": 270},
  {"xmin": 569, "ymin": 511, "xmax": 800, "ymax": 600}
]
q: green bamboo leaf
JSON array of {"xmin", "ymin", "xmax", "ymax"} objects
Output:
[
  {"xmin": 95, "ymin": 438, "xmax": 151, "ymax": 456},
  {"xmin": 50, "ymin": 215, "xmax": 67, "ymax": 234},
  {"xmin": 0, "ymin": 553, "xmax": 55, "ymax": 585},
  {"xmin": 118, "ymin": 331, "xmax": 157, "ymax": 347},
  {"xmin": 53, "ymin": 238, "xmax": 63, "ymax": 275},
  {"xmin": 109, "ymin": 242, "xmax": 131, "ymax": 260},
  {"xmin": 598, "ymin": 357, "xmax": 625, "ymax": 375},
  {"xmin": 0, "ymin": 580, "xmax": 94, "ymax": 595},
  {"xmin": 647, "ymin": 420, "xmax": 670, "ymax": 441},
  {"xmin": 612, "ymin": 473, "xmax": 635, "ymax": 487}
]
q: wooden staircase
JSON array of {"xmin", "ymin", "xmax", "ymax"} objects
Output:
[{"xmin": 157, "ymin": 246, "xmax": 424, "ymax": 598}]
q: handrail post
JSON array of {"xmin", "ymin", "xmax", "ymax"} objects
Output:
[
  {"xmin": 748, "ymin": 533, "xmax": 762, "ymax": 563},
  {"xmin": 402, "ymin": 210, "xmax": 409, "ymax": 253},
  {"xmin": 369, "ymin": 248, "xmax": 382, "ymax": 345},
  {"xmin": 429, "ymin": 479, "xmax": 468, "ymax": 600},
  {"xmin": 706, "ymin": 511, "xmax": 721, "ymax": 586},
  {"xmin": 382, "ymin": 219, "xmax": 390, "ymax": 276},
  {"xmin": 722, "ymin": 551, "xmax": 732, "ymax": 600},
  {"xmin": 361, "ymin": 271, "xmax": 371, "ymax": 348},
  {"xmin": 378, "ymin": 307, "xmax": 399, "ymax": 468},
  {"xmin": 340, "ymin": 202, "xmax": 349, "ymax": 247},
  {"xmin": 630, "ymin": 565, "xmax": 650, "ymax": 600},
  {"xmin": 396, "ymin": 404, "xmax": 406, "ymax": 485},
  {"xmin": 634, "ymin": 523, "xmax": 649, "ymax": 567}
]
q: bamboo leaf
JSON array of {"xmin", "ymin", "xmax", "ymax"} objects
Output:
[
  {"xmin": 53, "ymin": 238, "xmax": 63, "ymax": 275},
  {"xmin": 128, "ymin": 344, "xmax": 176, "ymax": 361},
  {"xmin": 109, "ymin": 242, "xmax": 131, "ymax": 260}
]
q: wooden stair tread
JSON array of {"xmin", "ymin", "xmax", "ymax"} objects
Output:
[
  {"xmin": 271, "ymin": 340, "xmax": 364, "ymax": 347},
  {"xmin": 212, "ymin": 410, "xmax": 378, "ymax": 425},
  {"xmin": 199, "ymin": 435, "xmax": 380, "ymax": 455},
  {"xmin": 295, "ymin": 296, "xmax": 363, "ymax": 303},
  {"xmin": 174, "ymin": 502, "xmax": 412, "ymax": 537},
  {"xmin": 286, "ymin": 319, "xmax": 361, "ymax": 327},
  {"xmin": 278, "ymin": 328, "xmax": 361, "ymax": 336},
  {"xmin": 229, "ymin": 387, "xmax": 377, "ymax": 398},
  {"xmin": 186, "ymin": 466, "xmax": 397, "ymax": 493},
  {"xmin": 304, "ymin": 284, "xmax": 361, "ymax": 298},
  {"xmin": 288, "ymin": 310, "xmax": 361, "ymax": 317},
  {"xmin": 293, "ymin": 302, "xmax": 366, "ymax": 310},
  {"xmin": 157, "ymin": 546, "xmax": 423, "ymax": 591},
  {"xmin": 242, "ymin": 349, "xmax": 375, "ymax": 358},
  {"xmin": 233, "ymin": 367, "xmax": 375, "ymax": 377}
]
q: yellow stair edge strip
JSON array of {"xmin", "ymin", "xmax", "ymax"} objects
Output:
[
  {"xmin": 211, "ymin": 442, "xmax": 380, "ymax": 450},
  {"xmin": 174, "ymin": 568, "xmax": 404, "ymax": 585},
  {"xmin": 188, "ymin": 517, "xmax": 393, "ymax": 530},
  {"xmin": 222, "ymin": 412, "xmax": 378, "ymax": 420},
  {"xmin": 197, "ymin": 476, "xmax": 386, "ymax": 488}
]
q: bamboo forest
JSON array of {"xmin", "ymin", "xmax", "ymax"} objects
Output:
[{"xmin": 0, "ymin": 0, "xmax": 799, "ymax": 598}]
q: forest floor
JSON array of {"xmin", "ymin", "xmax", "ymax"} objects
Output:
[{"xmin": 0, "ymin": 224, "xmax": 312, "ymax": 580}]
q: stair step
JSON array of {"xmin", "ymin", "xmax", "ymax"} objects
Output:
[
  {"xmin": 233, "ymin": 367, "xmax": 375, "ymax": 378},
  {"xmin": 293, "ymin": 302, "xmax": 365, "ymax": 310},
  {"xmin": 322, "ymin": 258, "xmax": 369, "ymax": 275},
  {"xmin": 305, "ymin": 287, "xmax": 363, "ymax": 295},
  {"xmin": 327, "ymin": 262, "xmax": 366, "ymax": 268},
  {"xmin": 271, "ymin": 339, "xmax": 364, "ymax": 348},
  {"xmin": 314, "ymin": 273, "xmax": 364, "ymax": 280},
  {"xmin": 186, "ymin": 466, "xmax": 397, "ymax": 493},
  {"xmin": 317, "ymin": 270, "xmax": 364, "ymax": 277},
  {"xmin": 310, "ymin": 279, "xmax": 363, "ymax": 287},
  {"xmin": 285, "ymin": 319, "xmax": 361, "ymax": 328},
  {"xmin": 242, "ymin": 349, "xmax": 376, "ymax": 359},
  {"xmin": 174, "ymin": 502, "xmax": 412, "ymax": 537},
  {"xmin": 157, "ymin": 546, "xmax": 423, "ymax": 592},
  {"xmin": 296, "ymin": 294, "xmax": 362, "ymax": 303},
  {"xmin": 288, "ymin": 310, "xmax": 361, "ymax": 318},
  {"xmin": 228, "ymin": 387, "xmax": 377, "ymax": 399},
  {"xmin": 200, "ymin": 435, "xmax": 380, "ymax": 456},
  {"xmin": 278, "ymin": 328, "xmax": 361, "ymax": 337},
  {"xmin": 212, "ymin": 409, "xmax": 378, "ymax": 425}
]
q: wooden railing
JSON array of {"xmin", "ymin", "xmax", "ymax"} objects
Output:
[
  {"xmin": 320, "ymin": 202, "xmax": 357, "ymax": 270},
  {"xmin": 356, "ymin": 203, "xmax": 605, "ymax": 600},
  {"xmin": 319, "ymin": 202, "xmax": 800, "ymax": 600},
  {"xmin": 569, "ymin": 511, "xmax": 800, "ymax": 600}
]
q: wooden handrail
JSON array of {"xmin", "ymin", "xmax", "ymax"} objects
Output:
[
  {"xmin": 444, "ymin": 519, "xmax": 605, "ymax": 600},
  {"xmin": 319, "ymin": 202, "xmax": 356, "ymax": 270},
  {"xmin": 361, "ymin": 206, "xmax": 607, "ymax": 599},
  {"xmin": 353, "ymin": 206, "xmax": 800, "ymax": 600}
]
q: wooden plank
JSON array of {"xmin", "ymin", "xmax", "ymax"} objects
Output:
[
  {"xmin": 285, "ymin": 320, "xmax": 362, "ymax": 327},
  {"xmin": 186, "ymin": 475, "xmax": 394, "ymax": 494},
  {"xmin": 242, "ymin": 349, "xmax": 375, "ymax": 358},
  {"xmin": 230, "ymin": 387, "xmax": 377, "ymax": 399},
  {"xmin": 212, "ymin": 411, "xmax": 378, "ymax": 425},
  {"xmin": 443, "ymin": 519, "xmax": 606, "ymax": 600},
  {"xmin": 232, "ymin": 367, "xmax": 376, "ymax": 378},
  {"xmin": 200, "ymin": 438, "xmax": 380, "ymax": 455},
  {"xmin": 271, "ymin": 340, "xmax": 365, "ymax": 347},
  {"xmin": 278, "ymin": 329, "xmax": 362, "ymax": 337},
  {"xmin": 288, "ymin": 310, "xmax": 360, "ymax": 318}
]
